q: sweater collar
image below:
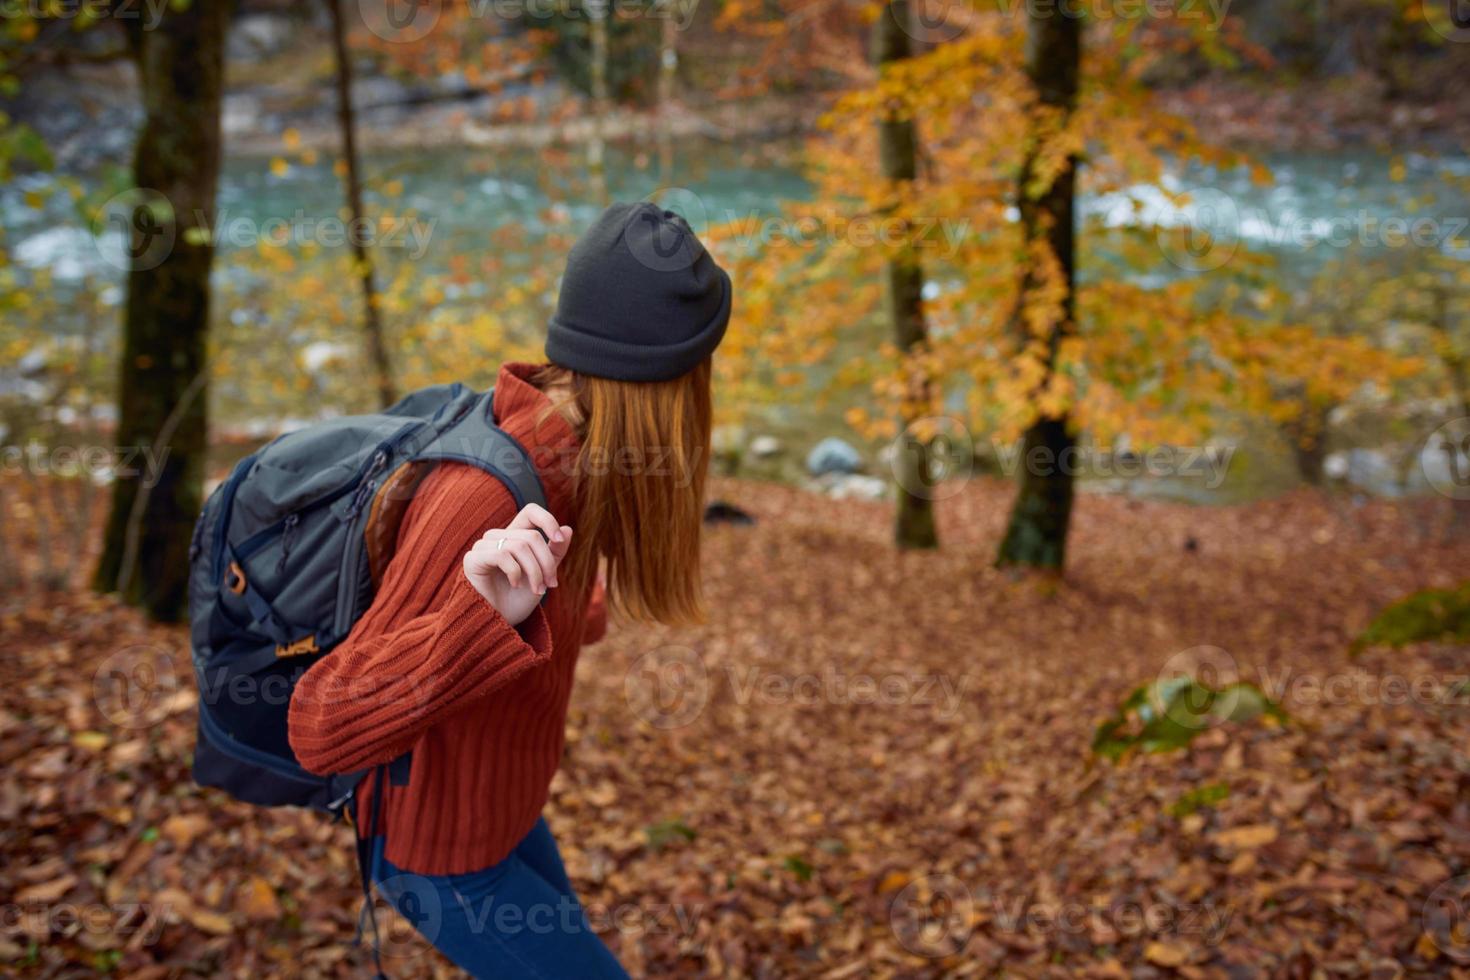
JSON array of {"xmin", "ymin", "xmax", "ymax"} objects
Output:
[{"xmin": 492, "ymin": 362, "xmax": 581, "ymax": 505}]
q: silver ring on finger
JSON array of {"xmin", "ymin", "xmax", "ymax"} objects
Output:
[{"xmin": 497, "ymin": 538, "xmax": 506, "ymax": 551}]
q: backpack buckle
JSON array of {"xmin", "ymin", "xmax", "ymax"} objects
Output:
[{"xmin": 225, "ymin": 561, "xmax": 247, "ymax": 596}]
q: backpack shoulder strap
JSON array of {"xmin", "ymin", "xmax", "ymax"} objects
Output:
[{"xmin": 412, "ymin": 388, "xmax": 547, "ymax": 511}]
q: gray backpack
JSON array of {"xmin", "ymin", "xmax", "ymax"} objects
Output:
[{"xmin": 187, "ymin": 383, "xmax": 545, "ymax": 812}]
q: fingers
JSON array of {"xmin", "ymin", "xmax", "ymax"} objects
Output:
[
  {"xmin": 467, "ymin": 538, "xmax": 537, "ymax": 592},
  {"xmin": 477, "ymin": 528, "xmax": 559, "ymax": 592},
  {"xmin": 496, "ymin": 547, "xmax": 534, "ymax": 592},
  {"xmin": 473, "ymin": 504, "xmax": 576, "ymax": 597},
  {"xmin": 509, "ymin": 504, "xmax": 565, "ymax": 545},
  {"xmin": 548, "ymin": 525, "xmax": 574, "ymax": 561},
  {"xmin": 464, "ymin": 546, "xmax": 511, "ymax": 586}
]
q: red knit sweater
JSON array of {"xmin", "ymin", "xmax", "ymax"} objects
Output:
[{"xmin": 287, "ymin": 363, "xmax": 602, "ymax": 875}]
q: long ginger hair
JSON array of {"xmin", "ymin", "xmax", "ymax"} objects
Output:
[{"xmin": 532, "ymin": 359, "xmax": 712, "ymax": 627}]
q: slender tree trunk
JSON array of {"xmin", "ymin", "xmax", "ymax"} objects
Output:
[
  {"xmin": 1277, "ymin": 382, "xmax": 1329, "ymax": 486},
  {"xmin": 1430, "ymin": 281, "xmax": 1470, "ymax": 533},
  {"xmin": 1284, "ymin": 403, "xmax": 1330, "ymax": 486},
  {"xmin": 587, "ymin": 0, "xmax": 610, "ymax": 205},
  {"xmin": 996, "ymin": 5, "xmax": 1082, "ymax": 570},
  {"xmin": 93, "ymin": 0, "xmax": 230, "ymax": 621},
  {"xmin": 327, "ymin": 0, "xmax": 396, "ymax": 407},
  {"xmin": 656, "ymin": 11, "xmax": 677, "ymax": 183},
  {"xmin": 1291, "ymin": 430, "xmax": 1329, "ymax": 486},
  {"xmin": 875, "ymin": 0, "xmax": 938, "ymax": 550}
]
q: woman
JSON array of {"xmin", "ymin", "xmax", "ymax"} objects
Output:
[{"xmin": 287, "ymin": 201, "xmax": 731, "ymax": 978}]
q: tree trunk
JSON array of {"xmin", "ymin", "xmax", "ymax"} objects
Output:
[
  {"xmin": 656, "ymin": 12, "xmax": 677, "ymax": 183},
  {"xmin": 996, "ymin": 5, "xmax": 1082, "ymax": 570},
  {"xmin": 587, "ymin": 0, "xmax": 610, "ymax": 205},
  {"xmin": 93, "ymin": 0, "xmax": 230, "ymax": 621},
  {"xmin": 1283, "ymin": 404, "xmax": 1330, "ymax": 486},
  {"xmin": 875, "ymin": 0, "xmax": 938, "ymax": 550},
  {"xmin": 327, "ymin": 0, "xmax": 396, "ymax": 408},
  {"xmin": 1430, "ymin": 279, "xmax": 1470, "ymax": 534}
]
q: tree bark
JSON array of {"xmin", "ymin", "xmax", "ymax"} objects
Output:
[
  {"xmin": 875, "ymin": 0, "xmax": 938, "ymax": 550},
  {"xmin": 656, "ymin": 11, "xmax": 678, "ymax": 182},
  {"xmin": 93, "ymin": 0, "xmax": 230, "ymax": 621},
  {"xmin": 587, "ymin": 0, "xmax": 610, "ymax": 205},
  {"xmin": 328, "ymin": 0, "xmax": 396, "ymax": 407},
  {"xmin": 1283, "ymin": 403, "xmax": 1330, "ymax": 486},
  {"xmin": 1429, "ymin": 276, "xmax": 1470, "ymax": 533},
  {"xmin": 996, "ymin": 4, "xmax": 1082, "ymax": 570}
]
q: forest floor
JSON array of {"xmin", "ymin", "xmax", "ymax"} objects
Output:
[{"xmin": 2, "ymin": 476, "xmax": 1469, "ymax": 978}]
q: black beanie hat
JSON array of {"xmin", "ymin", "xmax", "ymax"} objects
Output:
[{"xmin": 545, "ymin": 201, "xmax": 732, "ymax": 382}]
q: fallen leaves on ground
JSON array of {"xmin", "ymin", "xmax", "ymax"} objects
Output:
[{"xmin": 2, "ymin": 476, "xmax": 1468, "ymax": 977}]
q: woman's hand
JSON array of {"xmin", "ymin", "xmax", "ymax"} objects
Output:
[{"xmin": 463, "ymin": 504, "xmax": 574, "ymax": 626}]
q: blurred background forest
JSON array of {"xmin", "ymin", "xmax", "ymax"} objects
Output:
[{"xmin": 2, "ymin": 0, "xmax": 1470, "ymax": 977}]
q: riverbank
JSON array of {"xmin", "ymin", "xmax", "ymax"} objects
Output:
[
  {"xmin": 9, "ymin": 16, "xmax": 1466, "ymax": 176},
  {"xmin": 1159, "ymin": 74, "xmax": 1470, "ymax": 154}
]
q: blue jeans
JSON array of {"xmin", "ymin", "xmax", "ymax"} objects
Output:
[{"xmin": 366, "ymin": 819, "xmax": 630, "ymax": 979}]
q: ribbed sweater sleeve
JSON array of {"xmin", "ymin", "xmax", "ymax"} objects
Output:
[{"xmin": 287, "ymin": 464, "xmax": 553, "ymax": 776}]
